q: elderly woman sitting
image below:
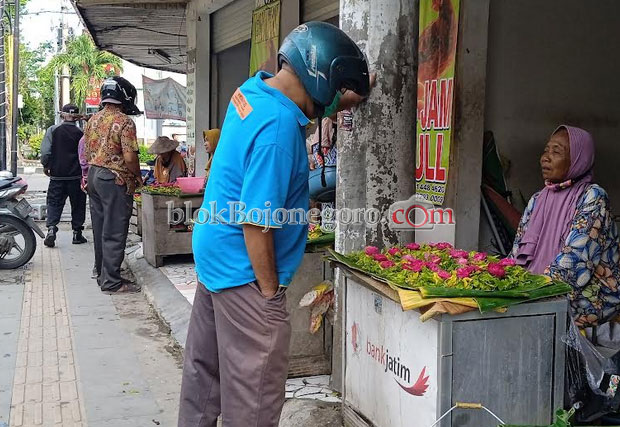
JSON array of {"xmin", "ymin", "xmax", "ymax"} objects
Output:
[
  {"xmin": 149, "ymin": 136, "xmax": 187, "ymax": 184},
  {"xmin": 511, "ymin": 125, "xmax": 620, "ymax": 327}
]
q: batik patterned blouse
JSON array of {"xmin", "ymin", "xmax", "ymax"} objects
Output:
[
  {"xmin": 511, "ymin": 184, "xmax": 620, "ymax": 327},
  {"xmin": 83, "ymin": 105, "xmax": 141, "ymax": 194}
]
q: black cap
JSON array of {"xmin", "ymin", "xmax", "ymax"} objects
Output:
[{"xmin": 62, "ymin": 104, "xmax": 79, "ymax": 114}]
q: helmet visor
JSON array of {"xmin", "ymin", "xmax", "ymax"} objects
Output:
[{"xmin": 330, "ymin": 55, "xmax": 370, "ymax": 98}]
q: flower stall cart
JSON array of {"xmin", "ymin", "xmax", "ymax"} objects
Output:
[
  {"xmin": 141, "ymin": 184, "xmax": 204, "ymax": 267},
  {"xmin": 329, "ymin": 243, "xmax": 571, "ymax": 427}
]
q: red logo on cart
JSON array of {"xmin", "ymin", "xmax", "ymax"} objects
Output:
[{"xmin": 397, "ymin": 366, "xmax": 430, "ymax": 396}]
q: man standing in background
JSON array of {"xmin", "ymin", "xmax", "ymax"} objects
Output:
[
  {"xmin": 40, "ymin": 104, "xmax": 88, "ymax": 248},
  {"xmin": 84, "ymin": 76, "xmax": 142, "ymax": 294}
]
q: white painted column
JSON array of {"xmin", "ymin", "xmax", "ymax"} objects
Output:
[{"xmin": 186, "ymin": 0, "xmax": 212, "ymax": 176}]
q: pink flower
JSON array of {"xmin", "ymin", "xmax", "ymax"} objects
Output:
[
  {"xmin": 405, "ymin": 243, "xmax": 420, "ymax": 250},
  {"xmin": 457, "ymin": 258, "xmax": 469, "ymax": 266},
  {"xmin": 373, "ymin": 254, "xmax": 388, "ymax": 262},
  {"xmin": 488, "ymin": 263, "xmax": 506, "ymax": 278},
  {"xmin": 429, "ymin": 255, "xmax": 441, "ymax": 264},
  {"xmin": 437, "ymin": 270, "xmax": 452, "ymax": 280},
  {"xmin": 388, "ymin": 247, "xmax": 400, "ymax": 256},
  {"xmin": 426, "ymin": 263, "xmax": 440, "ymax": 272},
  {"xmin": 403, "ymin": 255, "xmax": 417, "ymax": 263},
  {"xmin": 456, "ymin": 267, "xmax": 475, "ymax": 279},
  {"xmin": 380, "ymin": 260, "xmax": 395, "ymax": 269},
  {"xmin": 436, "ymin": 242, "xmax": 453, "ymax": 250},
  {"xmin": 449, "ymin": 249, "xmax": 469, "ymax": 259},
  {"xmin": 408, "ymin": 259, "xmax": 425, "ymax": 272},
  {"xmin": 499, "ymin": 258, "xmax": 516, "ymax": 267},
  {"xmin": 473, "ymin": 252, "xmax": 488, "ymax": 262},
  {"xmin": 365, "ymin": 246, "xmax": 380, "ymax": 256},
  {"xmin": 402, "ymin": 263, "xmax": 417, "ymax": 271},
  {"xmin": 428, "ymin": 242, "xmax": 437, "ymax": 247}
]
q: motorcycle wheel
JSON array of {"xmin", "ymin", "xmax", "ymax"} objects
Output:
[{"xmin": 0, "ymin": 215, "xmax": 37, "ymax": 269}]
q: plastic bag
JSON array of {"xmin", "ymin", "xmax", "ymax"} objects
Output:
[
  {"xmin": 563, "ymin": 320, "xmax": 617, "ymax": 396},
  {"xmin": 300, "ymin": 281, "xmax": 335, "ymax": 334},
  {"xmin": 299, "ymin": 281, "xmax": 333, "ymax": 307},
  {"xmin": 563, "ymin": 320, "xmax": 620, "ymax": 423}
]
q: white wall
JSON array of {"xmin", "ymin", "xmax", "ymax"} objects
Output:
[
  {"xmin": 120, "ymin": 60, "xmax": 187, "ymax": 144},
  {"xmin": 484, "ymin": 0, "xmax": 620, "ymax": 207}
]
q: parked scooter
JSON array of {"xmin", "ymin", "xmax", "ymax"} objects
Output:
[{"xmin": 0, "ymin": 170, "xmax": 44, "ymax": 269}]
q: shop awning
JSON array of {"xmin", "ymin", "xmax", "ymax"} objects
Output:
[{"xmin": 72, "ymin": 0, "xmax": 189, "ymax": 74}]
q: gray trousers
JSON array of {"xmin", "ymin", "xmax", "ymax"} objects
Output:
[
  {"xmin": 88, "ymin": 166, "xmax": 133, "ymax": 291},
  {"xmin": 178, "ymin": 282, "xmax": 291, "ymax": 427}
]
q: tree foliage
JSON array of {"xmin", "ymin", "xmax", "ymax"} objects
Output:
[{"xmin": 47, "ymin": 34, "xmax": 122, "ymax": 108}]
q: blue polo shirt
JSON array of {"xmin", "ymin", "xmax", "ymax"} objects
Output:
[{"xmin": 193, "ymin": 72, "xmax": 311, "ymax": 292}]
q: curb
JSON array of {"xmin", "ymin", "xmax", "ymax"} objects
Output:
[
  {"xmin": 18, "ymin": 165, "xmax": 44, "ymax": 175},
  {"xmin": 126, "ymin": 247, "xmax": 191, "ymax": 349}
]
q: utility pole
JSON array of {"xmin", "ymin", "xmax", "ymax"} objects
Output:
[
  {"xmin": 54, "ymin": 26, "xmax": 61, "ymax": 125},
  {"xmin": 0, "ymin": 0, "xmax": 7, "ymax": 170},
  {"xmin": 10, "ymin": 0, "xmax": 19, "ymax": 175},
  {"xmin": 59, "ymin": 4, "xmax": 70, "ymax": 107}
]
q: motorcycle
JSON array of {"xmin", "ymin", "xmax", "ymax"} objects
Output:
[{"xmin": 0, "ymin": 170, "xmax": 45, "ymax": 269}]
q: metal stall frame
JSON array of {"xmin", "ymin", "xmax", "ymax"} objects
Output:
[{"xmin": 437, "ymin": 300, "xmax": 567, "ymax": 427}]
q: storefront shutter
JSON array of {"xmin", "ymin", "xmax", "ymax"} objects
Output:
[
  {"xmin": 301, "ymin": 0, "xmax": 339, "ymax": 22},
  {"xmin": 212, "ymin": 0, "xmax": 255, "ymax": 54}
]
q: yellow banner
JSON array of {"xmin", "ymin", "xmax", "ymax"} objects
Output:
[{"xmin": 249, "ymin": 0, "xmax": 281, "ymax": 76}]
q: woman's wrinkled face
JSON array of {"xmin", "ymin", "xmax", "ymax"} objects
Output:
[{"xmin": 540, "ymin": 129, "xmax": 571, "ymax": 183}]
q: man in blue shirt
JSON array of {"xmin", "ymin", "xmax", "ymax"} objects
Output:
[{"xmin": 179, "ymin": 22, "xmax": 371, "ymax": 427}]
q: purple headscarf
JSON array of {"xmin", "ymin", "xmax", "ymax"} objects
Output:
[{"xmin": 514, "ymin": 125, "xmax": 595, "ymax": 274}]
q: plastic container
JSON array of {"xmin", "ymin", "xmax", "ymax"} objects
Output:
[
  {"xmin": 176, "ymin": 177, "xmax": 205, "ymax": 194},
  {"xmin": 309, "ymin": 166, "xmax": 336, "ymax": 202}
]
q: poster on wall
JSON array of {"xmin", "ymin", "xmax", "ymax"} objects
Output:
[
  {"xmin": 142, "ymin": 76, "xmax": 187, "ymax": 121},
  {"xmin": 85, "ymin": 76, "xmax": 102, "ymax": 106},
  {"xmin": 249, "ymin": 0, "xmax": 281, "ymax": 77},
  {"xmin": 85, "ymin": 65, "xmax": 119, "ymax": 107},
  {"xmin": 414, "ymin": 0, "xmax": 460, "ymax": 206}
]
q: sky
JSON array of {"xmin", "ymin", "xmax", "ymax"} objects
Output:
[{"xmin": 22, "ymin": 0, "xmax": 83, "ymax": 53}]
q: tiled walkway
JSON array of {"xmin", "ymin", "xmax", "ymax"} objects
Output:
[
  {"xmin": 158, "ymin": 263, "xmax": 196, "ymax": 305},
  {"xmin": 10, "ymin": 244, "xmax": 86, "ymax": 427}
]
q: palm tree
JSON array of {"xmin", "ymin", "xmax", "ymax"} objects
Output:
[{"xmin": 47, "ymin": 34, "xmax": 122, "ymax": 108}]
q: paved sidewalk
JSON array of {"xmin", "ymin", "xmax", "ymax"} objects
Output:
[
  {"xmin": 3, "ymin": 228, "xmax": 182, "ymax": 426},
  {"xmin": 10, "ymin": 245, "xmax": 86, "ymax": 426}
]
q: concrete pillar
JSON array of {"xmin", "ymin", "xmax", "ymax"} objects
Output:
[
  {"xmin": 280, "ymin": 0, "xmax": 300, "ymax": 36},
  {"xmin": 333, "ymin": 0, "xmax": 418, "ymax": 392},
  {"xmin": 443, "ymin": 0, "xmax": 490, "ymax": 250},
  {"xmin": 187, "ymin": 0, "xmax": 212, "ymax": 176}
]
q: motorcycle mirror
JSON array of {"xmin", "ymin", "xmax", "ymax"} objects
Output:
[{"xmin": 0, "ymin": 170, "xmax": 14, "ymax": 179}]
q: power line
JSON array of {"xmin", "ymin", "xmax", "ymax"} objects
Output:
[{"xmin": 21, "ymin": 10, "xmax": 75, "ymax": 15}]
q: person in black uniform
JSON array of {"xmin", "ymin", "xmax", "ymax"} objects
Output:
[{"xmin": 40, "ymin": 104, "xmax": 88, "ymax": 248}]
